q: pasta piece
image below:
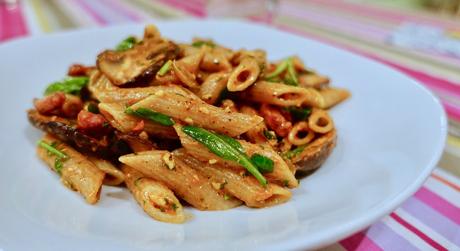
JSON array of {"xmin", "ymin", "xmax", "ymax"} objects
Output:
[
  {"xmin": 37, "ymin": 134, "xmax": 105, "ymax": 204},
  {"xmin": 308, "ymin": 109, "xmax": 334, "ymax": 134},
  {"xmin": 201, "ymin": 47, "xmax": 233, "ymax": 72},
  {"xmin": 129, "ymin": 85, "xmax": 263, "ymax": 137},
  {"xmin": 98, "ymin": 102, "xmax": 177, "ymax": 139},
  {"xmin": 122, "ymin": 164, "xmax": 186, "ymax": 223},
  {"xmin": 241, "ymin": 81, "xmax": 325, "ymax": 107},
  {"xmin": 174, "ymin": 125, "xmax": 298, "ymax": 188},
  {"xmin": 240, "ymin": 105, "xmax": 274, "ymax": 144},
  {"xmin": 88, "ymin": 156, "xmax": 125, "ymax": 186},
  {"xmin": 227, "ymin": 57, "xmax": 260, "ymax": 92},
  {"xmin": 319, "ymin": 87, "xmax": 351, "ymax": 109},
  {"xmin": 119, "ymin": 151, "xmax": 242, "ymax": 210},
  {"xmin": 175, "ymin": 149, "xmax": 291, "ymax": 208},
  {"xmin": 88, "ymin": 71, "xmax": 158, "ymax": 104},
  {"xmin": 298, "ymin": 74, "xmax": 330, "ymax": 89},
  {"xmin": 172, "ymin": 60, "xmax": 199, "ymax": 89},
  {"xmin": 288, "ymin": 122, "xmax": 315, "ymax": 146},
  {"xmin": 198, "ymin": 72, "xmax": 229, "ymax": 104},
  {"xmin": 220, "ymin": 99, "xmax": 238, "ymax": 113}
]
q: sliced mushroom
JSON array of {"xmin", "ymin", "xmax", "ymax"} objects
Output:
[
  {"xmin": 28, "ymin": 109, "xmax": 130, "ymax": 158},
  {"xmin": 97, "ymin": 27, "xmax": 179, "ymax": 86},
  {"xmin": 292, "ymin": 129, "xmax": 337, "ymax": 176}
]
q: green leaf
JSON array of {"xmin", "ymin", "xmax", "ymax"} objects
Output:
[
  {"xmin": 87, "ymin": 103, "xmax": 100, "ymax": 114},
  {"xmin": 265, "ymin": 59, "xmax": 288, "ymax": 80},
  {"xmin": 38, "ymin": 140, "xmax": 67, "ymax": 159},
  {"xmin": 282, "ymin": 145, "xmax": 306, "ymax": 159},
  {"xmin": 157, "ymin": 60, "xmax": 172, "ymax": 76},
  {"xmin": 125, "ymin": 107, "xmax": 174, "ymax": 126},
  {"xmin": 115, "ymin": 36, "xmax": 137, "ymax": 51},
  {"xmin": 250, "ymin": 154, "xmax": 274, "ymax": 173},
  {"xmin": 182, "ymin": 126, "xmax": 267, "ymax": 186},
  {"xmin": 286, "ymin": 57, "xmax": 299, "ymax": 86},
  {"xmin": 192, "ymin": 40, "xmax": 215, "ymax": 48},
  {"xmin": 284, "ymin": 106, "xmax": 311, "ymax": 121},
  {"xmin": 38, "ymin": 140, "xmax": 68, "ymax": 174},
  {"xmin": 216, "ymin": 134, "xmax": 244, "ymax": 154},
  {"xmin": 44, "ymin": 76, "xmax": 89, "ymax": 95}
]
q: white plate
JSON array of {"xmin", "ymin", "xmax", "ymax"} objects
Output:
[{"xmin": 0, "ymin": 20, "xmax": 447, "ymax": 251}]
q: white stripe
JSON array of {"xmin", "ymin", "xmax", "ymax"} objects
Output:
[
  {"xmin": 424, "ymin": 177, "xmax": 460, "ymax": 207},
  {"xmin": 21, "ymin": 0, "xmax": 44, "ymax": 35},
  {"xmin": 53, "ymin": 0, "xmax": 99, "ymax": 27},
  {"xmin": 395, "ymin": 208, "xmax": 457, "ymax": 250},
  {"xmin": 381, "ymin": 215, "xmax": 436, "ymax": 251},
  {"xmin": 433, "ymin": 168, "xmax": 460, "ymax": 185}
]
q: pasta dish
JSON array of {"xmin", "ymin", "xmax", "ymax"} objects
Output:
[{"xmin": 27, "ymin": 25, "xmax": 350, "ymax": 223}]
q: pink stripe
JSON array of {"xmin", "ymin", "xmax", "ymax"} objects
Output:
[
  {"xmin": 270, "ymin": 23, "xmax": 460, "ymax": 121},
  {"xmin": 340, "ymin": 231, "xmax": 383, "ymax": 251},
  {"xmin": 157, "ymin": 0, "xmax": 206, "ymax": 17},
  {"xmin": 280, "ymin": 3, "xmax": 389, "ymax": 42},
  {"xmin": 0, "ymin": 2, "xmax": 28, "ymax": 41},
  {"xmin": 304, "ymin": 0, "xmax": 460, "ymax": 30},
  {"xmin": 71, "ymin": 0, "xmax": 107, "ymax": 25},
  {"xmin": 442, "ymin": 101, "xmax": 460, "ymax": 122},
  {"xmin": 98, "ymin": 0, "xmax": 145, "ymax": 22},
  {"xmin": 414, "ymin": 187, "xmax": 460, "ymax": 225},
  {"xmin": 390, "ymin": 212, "xmax": 448, "ymax": 251}
]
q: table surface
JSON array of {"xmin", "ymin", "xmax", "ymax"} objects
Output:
[{"xmin": 1, "ymin": 0, "xmax": 459, "ymax": 250}]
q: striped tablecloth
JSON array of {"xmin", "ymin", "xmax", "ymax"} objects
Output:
[{"xmin": 1, "ymin": 0, "xmax": 459, "ymax": 250}]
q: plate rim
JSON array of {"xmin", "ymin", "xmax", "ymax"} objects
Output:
[{"xmin": 0, "ymin": 20, "xmax": 449, "ymax": 251}]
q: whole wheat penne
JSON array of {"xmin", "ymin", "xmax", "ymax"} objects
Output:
[
  {"xmin": 122, "ymin": 164, "xmax": 186, "ymax": 223},
  {"xmin": 174, "ymin": 124, "xmax": 298, "ymax": 188},
  {"xmin": 319, "ymin": 87, "xmax": 350, "ymax": 109},
  {"xmin": 98, "ymin": 102, "xmax": 177, "ymax": 139},
  {"xmin": 240, "ymin": 81, "xmax": 325, "ymax": 107},
  {"xmin": 37, "ymin": 134, "xmax": 105, "ymax": 204},
  {"xmin": 175, "ymin": 149, "xmax": 291, "ymax": 208},
  {"xmin": 88, "ymin": 156, "xmax": 125, "ymax": 186},
  {"xmin": 129, "ymin": 85, "xmax": 263, "ymax": 137},
  {"xmin": 227, "ymin": 57, "xmax": 260, "ymax": 92},
  {"xmin": 119, "ymin": 150, "xmax": 242, "ymax": 210},
  {"xmin": 198, "ymin": 72, "xmax": 229, "ymax": 104}
]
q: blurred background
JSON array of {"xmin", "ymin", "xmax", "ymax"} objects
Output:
[{"xmin": 1, "ymin": 0, "xmax": 459, "ymax": 177}]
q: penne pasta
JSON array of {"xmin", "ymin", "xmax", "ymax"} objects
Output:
[
  {"xmin": 175, "ymin": 149, "xmax": 291, "ymax": 208},
  {"xmin": 201, "ymin": 46, "xmax": 233, "ymax": 72},
  {"xmin": 129, "ymin": 85, "xmax": 263, "ymax": 137},
  {"xmin": 98, "ymin": 102, "xmax": 177, "ymax": 139},
  {"xmin": 122, "ymin": 164, "xmax": 186, "ymax": 223},
  {"xmin": 198, "ymin": 72, "xmax": 229, "ymax": 104},
  {"xmin": 88, "ymin": 71, "xmax": 158, "ymax": 104},
  {"xmin": 319, "ymin": 87, "xmax": 351, "ymax": 109},
  {"xmin": 227, "ymin": 57, "xmax": 260, "ymax": 92},
  {"xmin": 88, "ymin": 156, "xmax": 125, "ymax": 186},
  {"xmin": 119, "ymin": 150, "xmax": 242, "ymax": 210},
  {"xmin": 241, "ymin": 81, "xmax": 325, "ymax": 107},
  {"xmin": 298, "ymin": 73, "xmax": 330, "ymax": 89},
  {"xmin": 37, "ymin": 134, "xmax": 105, "ymax": 204},
  {"xmin": 288, "ymin": 122, "xmax": 315, "ymax": 146},
  {"xmin": 308, "ymin": 109, "xmax": 334, "ymax": 134},
  {"xmin": 174, "ymin": 124, "xmax": 298, "ymax": 188},
  {"xmin": 239, "ymin": 106, "xmax": 274, "ymax": 145}
]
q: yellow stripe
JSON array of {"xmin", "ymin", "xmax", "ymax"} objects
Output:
[
  {"xmin": 447, "ymin": 134, "xmax": 460, "ymax": 148},
  {"xmin": 31, "ymin": 0, "xmax": 52, "ymax": 33}
]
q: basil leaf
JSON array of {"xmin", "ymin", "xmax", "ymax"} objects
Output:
[
  {"xmin": 282, "ymin": 145, "xmax": 306, "ymax": 159},
  {"xmin": 284, "ymin": 106, "xmax": 311, "ymax": 121},
  {"xmin": 216, "ymin": 134, "xmax": 244, "ymax": 154},
  {"xmin": 250, "ymin": 154, "xmax": 274, "ymax": 173},
  {"xmin": 265, "ymin": 59, "xmax": 288, "ymax": 79},
  {"xmin": 116, "ymin": 36, "xmax": 137, "ymax": 51},
  {"xmin": 286, "ymin": 57, "xmax": 299, "ymax": 86},
  {"xmin": 263, "ymin": 130, "xmax": 276, "ymax": 140},
  {"xmin": 44, "ymin": 76, "xmax": 89, "ymax": 95},
  {"xmin": 182, "ymin": 126, "xmax": 267, "ymax": 186},
  {"xmin": 125, "ymin": 107, "xmax": 174, "ymax": 126},
  {"xmin": 157, "ymin": 60, "xmax": 172, "ymax": 76},
  {"xmin": 192, "ymin": 40, "xmax": 215, "ymax": 48},
  {"xmin": 38, "ymin": 140, "xmax": 67, "ymax": 159}
]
